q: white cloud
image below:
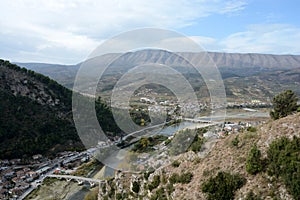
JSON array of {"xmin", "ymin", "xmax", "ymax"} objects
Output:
[
  {"xmin": 220, "ymin": 24, "xmax": 300, "ymax": 54},
  {"xmin": 220, "ymin": 0, "xmax": 247, "ymax": 14},
  {"xmin": 0, "ymin": 0, "xmax": 247, "ymax": 63},
  {"xmin": 189, "ymin": 36, "xmax": 219, "ymax": 51}
]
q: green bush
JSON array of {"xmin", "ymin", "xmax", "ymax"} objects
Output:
[
  {"xmin": 267, "ymin": 136, "xmax": 300, "ymax": 199},
  {"xmin": 247, "ymin": 126, "xmax": 257, "ymax": 132},
  {"xmin": 166, "ymin": 183, "xmax": 175, "ymax": 195},
  {"xmin": 169, "ymin": 172, "xmax": 193, "ymax": 184},
  {"xmin": 115, "ymin": 193, "xmax": 122, "ymax": 200},
  {"xmin": 132, "ymin": 181, "xmax": 140, "ymax": 193},
  {"xmin": 232, "ymin": 136, "xmax": 239, "ymax": 147},
  {"xmin": 150, "ymin": 188, "xmax": 167, "ymax": 200},
  {"xmin": 171, "ymin": 160, "xmax": 180, "ymax": 167},
  {"xmin": 270, "ymin": 90, "xmax": 298, "ymax": 119},
  {"xmin": 164, "ymin": 139, "xmax": 171, "ymax": 145},
  {"xmin": 148, "ymin": 175, "xmax": 160, "ymax": 191},
  {"xmin": 179, "ymin": 172, "xmax": 193, "ymax": 184},
  {"xmin": 201, "ymin": 171, "xmax": 246, "ymax": 200},
  {"xmin": 246, "ymin": 144, "xmax": 263, "ymax": 175},
  {"xmin": 189, "ymin": 135, "xmax": 205, "ymax": 152},
  {"xmin": 245, "ymin": 191, "xmax": 262, "ymax": 200}
]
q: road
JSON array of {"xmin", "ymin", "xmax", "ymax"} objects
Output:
[
  {"xmin": 122, "ymin": 122, "xmax": 168, "ymax": 141},
  {"xmin": 18, "ymin": 151, "xmax": 90, "ymax": 200}
]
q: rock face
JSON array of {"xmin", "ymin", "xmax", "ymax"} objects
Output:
[{"xmin": 0, "ymin": 62, "xmax": 63, "ymax": 107}]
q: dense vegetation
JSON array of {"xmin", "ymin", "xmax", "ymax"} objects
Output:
[
  {"xmin": 244, "ymin": 136, "xmax": 300, "ymax": 199},
  {"xmin": 267, "ymin": 136, "xmax": 300, "ymax": 199},
  {"xmin": 201, "ymin": 171, "xmax": 246, "ymax": 200},
  {"xmin": 270, "ymin": 90, "xmax": 298, "ymax": 119},
  {"xmin": 0, "ymin": 60, "xmax": 120, "ymax": 159},
  {"xmin": 0, "ymin": 89, "xmax": 82, "ymax": 158},
  {"xmin": 246, "ymin": 144, "xmax": 263, "ymax": 175}
]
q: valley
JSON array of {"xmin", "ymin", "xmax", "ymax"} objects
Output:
[{"xmin": 1, "ymin": 51, "xmax": 300, "ymax": 200}]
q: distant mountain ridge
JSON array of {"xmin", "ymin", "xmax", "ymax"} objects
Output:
[
  {"xmin": 16, "ymin": 51, "xmax": 300, "ymax": 71},
  {"xmin": 208, "ymin": 52, "xmax": 300, "ymax": 69},
  {"xmin": 15, "ymin": 51, "xmax": 300, "ymax": 101}
]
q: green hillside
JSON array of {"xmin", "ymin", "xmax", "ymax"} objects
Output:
[{"xmin": 0, "ymin": 60, "xmax": 120, "ymax": 159}]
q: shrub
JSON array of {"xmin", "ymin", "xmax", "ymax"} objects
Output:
[
  {"xmin": 164, "ymin": 139, "xmax": 171, "ymax": 145},
  {"xmin": 179, "ymin": 172, "xmax": 193, "ymax": 184},
  {"xmin": 232, "ymin": 136, "xmax": 239, "ymax": 147},
  {"xmin": 189, "ymin": 135, "xmax": 205, "ymax": 152},
  {"xmin": 150, "ymin": 188, "xmax": 167, "ymax": 200},
  {"xmin": 148, "ymin": 175, "xmax": 160, "ymax": 191},
  {"xmin": 246, "ymin": 144, "xmax": 263, "ymax": 175},
  {"xmin": 166, "ymin": 183, "xmax": 175, "ymax": 195},
  {"xmin": 169, "ymin": 172, "xmax": 193, "ymax": 184},
  {"xmin": 270, "ymin": 90, "xmax": 298, "ymax": 119},
  {"xmin": 247, "ymin": 126, "xmax": 257, "ymax": 132},
  {"xmin": 267, "ymin": 136, "xmax": 300, "ymax": 199},
  {"xmin": 132, "ymin": 181, "xmax": 140, "ymax": 193},
  {"xmin": 245, "ymin": 191, "xmax": 262, "ymax": 200},
  {"xmin": 201, "ymin": 171, "xmax": 246, "ymax": 200},
  {"xmin": 171, "ymin": 160, "xmax": 180, "ymax": 167},
  {"xmin": 116, "ymin": 193, "xmax": 122, "ymax": 200}
]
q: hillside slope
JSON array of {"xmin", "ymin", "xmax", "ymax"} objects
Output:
[
  {"xmin": 0, "ymin": 60, "xmax": 119, "ymax": 159},
  {"xmin": 97, "ymin": 113, "xmax": 300, "ymax": 200},
  {"xmin": 168, "ymin": 114, "xmax": 299, "ymax": 200}
]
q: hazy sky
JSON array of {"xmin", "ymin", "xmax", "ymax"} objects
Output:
[{"xmin": 1, "ymin": 0, "xmax": 299, "ymax": 64}]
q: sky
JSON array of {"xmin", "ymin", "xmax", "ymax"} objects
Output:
[{"xmin": 0, "ymin": 0, "xmax": 300, "ymax": 64}]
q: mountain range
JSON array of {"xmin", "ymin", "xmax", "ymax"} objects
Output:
[{"xmin": 16, "ymin": 51, "xmax": 300, "ymax": 101}]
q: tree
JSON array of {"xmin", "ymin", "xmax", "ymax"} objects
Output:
[
  {"xmin": 267, "ymin": 136, "xmax": 300, "ymax": 199},
  {"xmin": 132, "ymin": 181, "xmax": 140, "ymax": 193},
  {"xmin": 140, "ymin": 137, "xmax": 150, "ymax": 148},
  {"xmin": 246, "ymin": 144, "xmax": 263, "ymax": 175},
  {"xmin": 270, "ymin": 90, "xmax": 298, "ymax": 120},
  {"xmin": 202, "ymin": 171, "xmax": 246, "ymax": 200}
]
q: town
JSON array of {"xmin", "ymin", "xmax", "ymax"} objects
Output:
[{"xmin": 0, "ymin": 150, "xmax": 91, "ymax": 199}]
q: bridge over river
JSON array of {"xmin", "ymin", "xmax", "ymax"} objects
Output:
[{"xmin": 46, "ymin": 174, "xmax": 104, "ymax": 186}]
